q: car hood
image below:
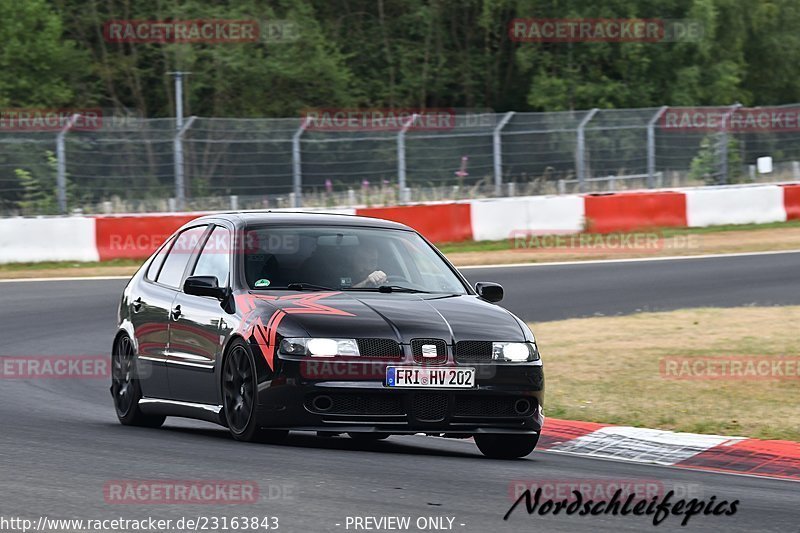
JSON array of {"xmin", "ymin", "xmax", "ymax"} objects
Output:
[{"xmin": 244, "ymin": 291, "xmax": 526, "ymax": 343}]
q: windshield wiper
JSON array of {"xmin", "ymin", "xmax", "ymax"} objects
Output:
[
  {"xmin": 285, "ymin": 282, "xmax": 338, "ymax": 291},
  {"xmin": 346, "ymin": 285, "xmax": 431, "ymax": 294},
  {"xmin": 380, "ymin": 285, "xmax": 431, "ymax": 293}
]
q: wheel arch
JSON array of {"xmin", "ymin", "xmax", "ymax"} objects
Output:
[
  {"xmin": 113, "ymin": 321, "xmax": 137, "ymax": 354},
  {"xmin": 217, "ymin": 333, "xmax": 275, "ymax": 400}
]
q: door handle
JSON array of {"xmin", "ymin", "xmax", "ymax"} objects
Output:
[
  {"xmin": 171, "ymin": 305, "xmax": 182, "ymax": 320},
  {"xmin": 132, "ymin": 297, "xmax": 143, "ymax": 312}
]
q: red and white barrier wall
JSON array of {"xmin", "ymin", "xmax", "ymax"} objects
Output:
[
  {"xmin": 0, "ymin": 217, "xmax": 100, "ymax": 263},
  {"xmin": 356, "ymin": 184, "xmax": 798, "ymax": 242},
  {"xmin": 1, "ymin": 184, "xmax": 799, "ymax": 264}
]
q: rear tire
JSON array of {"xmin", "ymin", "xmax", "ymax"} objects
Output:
[
  {"xmin": 111, "ymin": 334, "xmax": 165, "ymax": 428},
  {"xmin": 475, "ymin": 433, "xmax": 539, "ymax": 459},
  {"xmin": 222, "ymin": 339, "xmax": 288, "ymax": 444}
]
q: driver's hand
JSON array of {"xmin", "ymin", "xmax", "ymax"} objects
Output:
[{"xmin": 366, "ymin": 270, "xmax": 387, "ymax": 286}]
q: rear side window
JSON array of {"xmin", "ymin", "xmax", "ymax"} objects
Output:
[
  {"xmin": 145, "ymin": 237, "xmax": 173, "ymax": 281},
  {"xmin": 156, "ymin": 226, "xmax": 208, "ymax": 288},
  {"xmin": 192, "ymin": 226, "xmax": 231, "ymax": 287}
]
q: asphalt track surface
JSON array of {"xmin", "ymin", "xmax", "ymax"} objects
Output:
[{"xmin": 1, "ymin": 252, "xmax": 798, "ymax": 532}]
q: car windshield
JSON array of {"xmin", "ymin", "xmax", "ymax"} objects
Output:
[{"xmin": 242, "ymin": 225, "xmax": 467, "ymax": 295}]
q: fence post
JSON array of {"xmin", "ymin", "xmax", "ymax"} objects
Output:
[
  {"xmin": 647, "ymin": 106, "xmax": 668, "ymax": 189},
  {"xmin": 173, "ymin": 116, "xmax": 196, "ymax": 211},
  {"xmin": 576, "ymin": 108, "xmax": 598, "ymax": 193},
  {"xmin": 397, "ymin": 114, "xmax": 418, "ymax": 204},
  {"xmin": 493, "ymin": 112, "xmax": 515, "ymax": 196},
  {"xmin": 292, "ymin": 117, "xmax": 310, "ymax": 208},
  {"xmin": 55, "ymin": 114, "xmax": 80, "ymax": 215}
]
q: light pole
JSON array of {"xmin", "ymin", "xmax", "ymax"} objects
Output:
[{"xmin": 168, "ymin": 72, "xmax": 191, "ymax": 210}]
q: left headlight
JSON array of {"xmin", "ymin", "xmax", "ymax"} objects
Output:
[
  {"xmin": 280, "ymin": 338, "xmax": 360, "ymax": 357},
  {"xmin": 492, "ymin": 342, "xmax": 539, "ymax": 363}
]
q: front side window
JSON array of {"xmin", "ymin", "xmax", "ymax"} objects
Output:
[
  {"xmin": 145, "ymin": 236, "xmax": 173, "ymax": 281},
  {"xmin": 156, "ymin": 226, "xmax": 208, "ymax": 289},
  {"xmin": 192, "ymin": 226, "xmax": 231, "ymax": 287},
  {"xmin": 241, "ymin": 225, "xmax": 467, "ymax": 294}
]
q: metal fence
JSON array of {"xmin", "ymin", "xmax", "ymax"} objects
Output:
[{"xmin": 2, "ymin": 105, "xmax": 800, "ymax": 215}]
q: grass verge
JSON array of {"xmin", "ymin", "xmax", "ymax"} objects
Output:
[
  {"xmin": 439, "ymin": 219, "xmax": 800, "ymax": 254},
  {"xmin": 441, "ymin": 220, "xmax": 800, "ymax": 265},
  {"xmin": 534, "ymin": 306, "xmax": 799, "ymax": 441},
  {"xmin": 0, "ymin": 259, "xmax": 142, "ymax": 279}
]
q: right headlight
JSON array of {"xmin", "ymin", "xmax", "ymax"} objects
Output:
[
  {"xmin": 279, "ymin": 338, "xmax": 360, "ymax": 358},
  {"xmin": 492, "ymin": 342, "xmax": 539, "ymax": 363}
]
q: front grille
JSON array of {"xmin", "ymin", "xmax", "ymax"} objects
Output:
[
  {"xmin": 413, "ymin": 393, "xmax": 448, "ymax": 422},
  {"xmin": 357, "ymin": 338, "xmax": 402, "ymax": 359},
  {"xmin": 454, "ymin": 341, "xmax": 493, "ymax": 363},
  {"xmin": 411, "ymin": 339, "xmax": 448, "ymax": 365},
  {"xmin": 306, "ymin": 393, "xmax": 404, "ymax": 415},
  {"xmin": 454, "ymin": 396, "xmax": 535, "ymax": 417}
]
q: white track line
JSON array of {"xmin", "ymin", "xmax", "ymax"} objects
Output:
[
  {"xmin": 0, "ymin": 275, "xmax": 132, "ymax": 283},
  {"xmin": 457, "ymin": 248, "xmax": 800, "ymax": 270}
]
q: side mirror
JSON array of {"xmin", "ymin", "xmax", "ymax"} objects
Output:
[
  {"xmin": 184, "ymin": 276, "xmax": 226, "ymax": 299},
  {"xmin": 475, "ymin": 282, "xmax": 503, "ymax": 303}
]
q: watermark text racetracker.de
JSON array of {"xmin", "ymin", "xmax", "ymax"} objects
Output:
[
  {"xmin": 0, "ymin": 355, "xmax": 109, "ymax": 379},
  {"xmin": 510, "ymin": 230, "xmax": 701, "ymax": 255},
  {"xmin": 300, "ymin": 107, "xmax": 495, "ymax": 132},
  {"xmin": 660, "ymin": 356, "xmax": 800, "ymax": 380},
  {"xmin": 103, "ymin": 479, "xmax": 294, "ymax": 504},
  {"xmin": 303, "ymin": 108, "xmax": 453, "ymax": 131},
  {"xmin": 508, "ymin": 18, "xmax": 703, "ymax": 42},
  {"xmin": 106, "ymin": 229, "xmax": 303, "ymax": 257},
  {"xmin": 103, "ymin": 19, "xmax": 299, "ymax": 44},
  {"xmin": 660, "ymin": 106, "xmax": 800, "ymax": 133},
  {"xmin": 0, "ymin": 108, "xmax": 102, "ymax": 131},
  {"xmin": 505, "ymin": 478, "xmax": 737, "ymax": 526},
  {"xmin": 0, "ymin": 515, "xmax": 280, "ymax": 533}
]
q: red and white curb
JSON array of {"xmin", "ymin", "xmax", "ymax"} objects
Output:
[
  {"xmin": 539, "ymin": 419, "xmax": 800, "ymax": 481},
  {"xmin": 3, "ymin": 182, "xmax": 800, "ymax": 264}
]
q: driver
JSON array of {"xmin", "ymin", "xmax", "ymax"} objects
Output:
[{"xmin": 350, "ymin": 242, "xmax": 387, "ymax": 288}]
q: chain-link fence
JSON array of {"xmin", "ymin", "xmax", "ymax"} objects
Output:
[{"xmin": 2, "ymin": 105, "xmax": 800, "ymax": 215}]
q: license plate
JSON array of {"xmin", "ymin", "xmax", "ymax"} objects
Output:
[{"xmin": 386, "ymin": 366, "xmax": 476, "ymax": 388}]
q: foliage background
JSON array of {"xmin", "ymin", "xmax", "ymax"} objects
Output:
[{"xmin": 2, "ymin": 0, "xmax": 798, "ymax": 115}]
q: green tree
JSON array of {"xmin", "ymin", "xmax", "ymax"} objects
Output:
[
  {"xmin": 0, "ymin": 0, "xmax": 90, "ymax": 107},
  {"xmin": 688, "ymin": 135, "xmax": 743, "ymax": 185}
]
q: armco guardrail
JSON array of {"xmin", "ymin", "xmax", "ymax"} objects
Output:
[{"xmin": 1, "ymin": 184, "xmax": 799, "ymax": 264}]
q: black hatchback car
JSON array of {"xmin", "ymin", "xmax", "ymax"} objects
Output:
[{"xmin": 112, "ymin": 212, "xmax": 544, "ymax": 458}]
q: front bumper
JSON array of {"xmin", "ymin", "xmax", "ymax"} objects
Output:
[{"xmin": 255, "ymin": 360, "xmax": 545, "ymax": 435}]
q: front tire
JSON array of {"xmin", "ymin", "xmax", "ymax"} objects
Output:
[
  {"xmin": 222, "ymin": 339, "xmax": 288, "ymax": 444},
  {"xmin": 111, "ymin": 334, "xmax": 165, "ymax": 428},
  {"xmin": 475, "ymin": 433, "xmax": 539, "ymax": 459}
]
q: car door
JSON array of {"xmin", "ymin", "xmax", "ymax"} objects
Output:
[
  {"xmin": 133, "ymin": 224, "xmax": 209, "ymax": 399},
  {"xmin": 129, "ymin": 237, "xmax": 176, "ymax": 399},
  {"xmin": 167, "ymin": 224, "xmax": 233, "ymax": 405}
]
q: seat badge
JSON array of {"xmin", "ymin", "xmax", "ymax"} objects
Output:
[{"xmin": 421, "ymin": 344, "xmax": 438, "ymax": 358}]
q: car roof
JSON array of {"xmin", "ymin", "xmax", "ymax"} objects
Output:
[{"xmin": 194, "ymin": 211, "xmax": 414, "ymax": 231}]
